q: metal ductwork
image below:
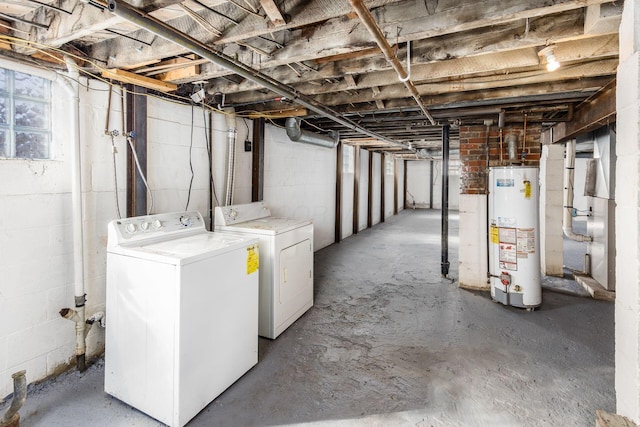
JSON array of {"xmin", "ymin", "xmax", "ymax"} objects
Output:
[
  {"xmin": 285, "ymin": 118, "xmax": 338, "ymax": 148},
  {"xmin": 106, "ymin": 0, "xmax": 413, "ymax": 152}
]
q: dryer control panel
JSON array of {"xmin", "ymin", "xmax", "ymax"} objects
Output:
[
  {"xmin": 215, "ymin": 201, "xmax": 271, "ymax": 226},
  {"xmin": 107, "ymin": 211, "xmax": 205, "ymax": 248}
]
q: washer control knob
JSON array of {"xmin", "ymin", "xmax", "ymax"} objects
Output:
[
  {"xmin": 140, "ymin": 221, "xmax": 150, "ymax": 231},
  {"xmin": 179, "ymin": 215, "xmax": 191, "ymax": 227},
  {"xmin": 125, "ymin": 223, "xmax": 137, "ymax": 234},
  {"xmin": 152, "ymin": 219, "xmax": 162, "ymax": 229}
]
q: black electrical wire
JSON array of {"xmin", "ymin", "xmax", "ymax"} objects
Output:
[
  {"xmin": 243, "ymin": 116, "xmax": 250, "ymax": 138},
  {"xmin": 185, "ymin": 104, "xmax": 195, "ymax": 211}
]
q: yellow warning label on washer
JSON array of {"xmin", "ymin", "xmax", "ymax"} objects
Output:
[
  {"xmin": 490, "ymin": 225, "xmax": 499, "ymax": 244},
  {"xmin": 246, "ymin": 245, "xmax": 259, "ymax": 275}
]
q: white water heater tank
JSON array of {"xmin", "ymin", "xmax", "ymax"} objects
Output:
[{"xmin": 489, "ymin": 166, "xmax": 541, "ymax": 310}]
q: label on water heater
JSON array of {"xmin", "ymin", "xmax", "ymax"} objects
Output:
[
  {"xmin": 496, "ymin": 179, "xmax": 514, "ymax": 187},
  {"xmin": 517, "ymin": 228, "xmax": 536, "ymax": 254},
  {"xmin": 499, "ymin": 242, "xmax": 517, "ymax": 271},
  {"xmin": 490, "ymin": 225, "xmax": 499, "ymax": 244},
  {"xmin": 497, "ymin": 217, "xmax": 516, "ymax": 228}
]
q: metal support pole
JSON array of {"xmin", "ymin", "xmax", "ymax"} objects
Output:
[
  {"xmin": 441, "ymin": 124, "xmax": 450, "ymax": 277},
  {"xmin": 380, "ymin": 154, "xmax": 386, "ymax": 223},
  {"xmin": 393, "ymin": 158, "xmax": 398, "ymax": 214},
  {"xmin": 429, "ymin": 159, "xmax": 434, "ymax": 209},
  {"xmin": 367, "ymin": 152, "xmax": 373, "ymax": 228},
  {"xmin": 403, "ymin": 160, "xmax": 408, "ymax": 210}
]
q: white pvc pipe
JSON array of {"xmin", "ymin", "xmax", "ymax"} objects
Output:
[
  {"xmin": 61, "ymin": 56, "xmax": 88, "ymax": 371},
  {"xmin": 563, "ymin": 140, "xmax": 592, "ymax": 242},
  {"xmin": 398, "ymin": 41, "xmax": 411, "ymax": 83}
]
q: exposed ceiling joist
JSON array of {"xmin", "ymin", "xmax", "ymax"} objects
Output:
[
  {"xmin": 540, "ymin": 80, "xmax": 616, "ymax": 144},
  {"xmin": 102, "ymin": 67, "xmax": 178, "ymax": 91},
  {"xmin": 0, "ymin": 0, "xmax": 622, "ymax": 152},
  {"xmin": 258, "ymin": 0, "xmax": 286, "ymax": 26}
]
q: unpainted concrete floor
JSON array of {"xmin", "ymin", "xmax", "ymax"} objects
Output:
[{"xmin": 1, "ymin": 209, "xmax": 614, "ymax": 426}]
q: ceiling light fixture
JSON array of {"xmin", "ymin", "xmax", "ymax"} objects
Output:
[
  {"xmin": 539, "ymin": 45, "xmax": 560, "ymax": 72},
  {"xmin": 190, "ymin": 87, "xmax": 205, "ymax": 103}
]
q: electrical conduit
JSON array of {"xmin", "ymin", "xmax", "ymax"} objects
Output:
[
  {"xmin": 58, "ymin": 56, "xmax": 88, "ymax": 372},
  {"xmin": 563, "ymin": 139, "xmax": 591, "ymax": 242}
]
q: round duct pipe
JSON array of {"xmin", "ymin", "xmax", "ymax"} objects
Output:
[{"xmin": 285, "ymin": 118, "xmax": 338, "ymax": 148}]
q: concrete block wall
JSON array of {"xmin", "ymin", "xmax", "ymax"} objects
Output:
[
  {"xmin": 263, "ymin": 125, "xmax": 337, "ymax": 251},
  {"xmin": 539, "ymin": 144, "xmax": 565, "ymax": 276},
  {"xmin": 615, "ymin": 0, "xmax": 640, "ymax": 420},
  {"xmin": 147, "ymin": 99, "xmax": 210, "ymax": 216},
  {"xmin": 339, "ymin": 148, "xmax": 404, "ymax": 235},
  {"xmin": 458, "ymin": 194, "xmax": 488, "ymax": 289},
  {"xmin": 0, "ymin": 72, "xmax": 126, "ymax": 399},
  {"xmin": 0, "ymin": 70, "xmax": 251, "ymax": 398},
  {"xmin": 405, "ymin": 160, "xmax": 460, "ymax": 210},
  {"xmin": 406, "ymin": 160, "xmax": 429, "ymax": 208}
]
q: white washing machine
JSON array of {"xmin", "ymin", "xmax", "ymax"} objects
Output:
[
  {"xmin": 215, "ymin": 201, "xmax": 313, "ymax": 339},
  {"xmin": 105, "ymin": 211, "xmax": 259, "ymax": 427}
]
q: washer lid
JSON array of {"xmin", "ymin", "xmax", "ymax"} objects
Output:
[
  {"xmin": 216, "ymin": 217, "xmax": 311, "ymax": 235},
  {"xmin": 109, "ymin": 231, "xmax": 258, "ymax": 265}
]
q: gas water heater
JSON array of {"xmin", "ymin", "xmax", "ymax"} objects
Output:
[{"xmin": 489, "ymin": 166, "xmax": 542, "ymax": 310}]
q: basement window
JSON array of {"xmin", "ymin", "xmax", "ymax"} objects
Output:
[
  {"xmin": 342, "ymin": 144, "xmax": 354, "ymax": 173},
  {"xmin": 0, "ymin": 67, "xmax": 51, "ymax": 159},
  {"xmin": 385, "ymin": 155, "xmax": 395, "ymax": 175}
]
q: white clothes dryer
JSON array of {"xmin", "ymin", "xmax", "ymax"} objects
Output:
[
  {"xmin": 105, "ymin": 211, "xmax": 259, "ymax": 427},
  {"xmin": 215, "ymin": 201, "xmax": 313, "ymax": 339}
]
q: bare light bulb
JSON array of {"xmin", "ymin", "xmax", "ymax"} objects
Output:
[
  {"xmin": 546, "ymin": 53, "xmax": 560, "ymax": 71},
  {"xmin": 539, "ymin": 46, "xmax": 561, "ymax": 72}
]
